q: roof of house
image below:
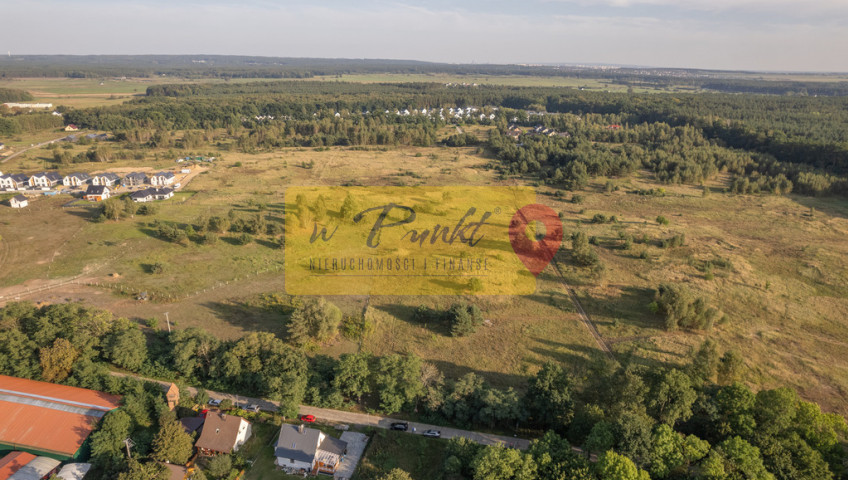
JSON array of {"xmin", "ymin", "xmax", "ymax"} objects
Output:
[
  {"xmin": 180, "ymin": 416, "xmax": 205, "ymax": 435},
  {"xmin": 55, "ymin": 463, "xmax": 92, "ymax": 480},
  {"xmin": 124, "ymin": 172, "xmax": 147, "ymax": 179},
  {"xmin": 0, "ymin": 452, "xmax": 37, "ymax": 479},
  {"xmin": 66, "ymin": 173, "xmax": 91, "ymax": 180},
  {"xmin": 0, "ymin": 375, "xmax": 121, "ymax": 458},
  {"xmin": 166, "ymin": 383, "xmax": 179, "ymax": 400},
  {"xmin": 85, "ymin": 185, "xmax": 108, "ymax": 195},
  {"xmin": 155, "ymin": 188, "xmax": 174, "ymax": 195},
  {"xmin": 7, "ymin": 456, "xmax": 61, "ymax": 480},
  {"xmin": 154, "ymin": 171, "xmax": 176, "ymax": 178},
  {"xmin": 194, "ymin": 413, "xmax": 248, "ymax": 453},
  {"xmin": 274, "ymin": 424, "xmax": 321, "ymax": 464},
  {"xmin": 162, "ymin": 463, "xmax": 188, "ymax": 480},
  {"xmin": 130, "ymin": 188, "xmax": 153, "ymax": 199},
  {"xmin": 96, "ymin": 173, "xmax": 120, "ymax": 181},
  {"xmin": 11, "ymin": 195, "xmax": 27, "ymax": 202},
  {"xmin": 319, "ymin": 435, "xmax": 347, "ymax": 456},
  {"xmin": 31, "ymin": 172, "xmax": 62, "ymax": 181},
  {"xmin": 1, "ymin": 173, "xmax": 30, "ymax": 182}
]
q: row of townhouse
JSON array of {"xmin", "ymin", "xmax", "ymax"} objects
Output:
[{"xmin": 0, "ymin": 170, "xmax": 177, "ymax": 191}]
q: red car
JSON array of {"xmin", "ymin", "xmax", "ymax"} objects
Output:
[{"xmin": 300, "ymin": 414, "xmax": 316, "ymax": 423}]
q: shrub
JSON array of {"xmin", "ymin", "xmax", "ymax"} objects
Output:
[
  {"xmin": 652, "ymin": 283, "xmax": 721, "ymax": 330},
  {"xmin": 449, "ymin": 303, "xmax": 484, "ymax": 337},
  {"xmin": 656, "ymin": 215, "xmax": 670, "ymax": 225}
]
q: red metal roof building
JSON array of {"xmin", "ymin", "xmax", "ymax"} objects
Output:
[
  {"xmin": 0, "ymin": 375, "xmax": 121, "ymax": 461},
  {"xmin": 0, "ymin": 452, "xmax": 36, "ymax": 479}
]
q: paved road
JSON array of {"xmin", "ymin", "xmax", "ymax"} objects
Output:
[
  {"xmin": 1, "ymin": 135, "xmax": 68, "ymax": 164},
  {"xmin": 109, "ymin": 372, "xmax": 530, "ymax": 449}
]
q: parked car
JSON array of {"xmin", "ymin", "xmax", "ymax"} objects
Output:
[
  {"xmin": 246, "ymin": 404, "xmax": 261, "ymax": 412},
  {"xmin": 300, "ymin": 414, "xmax": 316, "ymax": 423},
  {"xmin": 390, "ymin": 422, "xmax": 409, "ymax": 431},
  {"xmin": 422, "ymin": 429, "xmax": 441, "ymax": 438},
  {"xmin": 208, "ymin": 399, "xmax": 222, "ymax": 406}
]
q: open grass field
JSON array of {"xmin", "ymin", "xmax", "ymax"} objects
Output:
[
  {"xmin": 1, "ymin": 142, "xmax": 847, "ymax": 415},
  {"xmin": 354, "ymin": 429, "xmax": 448, "ymax": 480}
]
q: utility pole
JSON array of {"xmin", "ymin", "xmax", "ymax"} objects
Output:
[
  {"xmin": 165, "ymin": 311, "xmax": 171, "ymax": 333},
  {"xmin": 123, "ymin": 437, "xmax": 134, "ymax": 459}
]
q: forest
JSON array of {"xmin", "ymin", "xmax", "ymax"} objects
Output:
[
  {"xmin": 0, "ymin": 301, "xmax": 845, "ymax": 480},
  {"xmin": 38, "ymin": 80, "xmax": 848, "ymax": 196}
]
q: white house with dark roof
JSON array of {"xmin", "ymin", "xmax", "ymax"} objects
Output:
[
  {"xmin": 0, "ymin": 173, "xmax": 30, "ymax": 190},
  {"xmin": 62, "ymin": 172, "xmax": 91, "ymax": 187},
  {"xmin": 29, "ymin": 172, "xmax": 63, "ymax": 188},
  {"xmin": 84, "ymin": 185, "xmax": 110, "ymax": 202},
  {"xmin": 274, "ymin": 424, "xmax": 347, "ymax": 475},
  {"xmin": 9, "ymin": 195, "xmax": 28, "ymax": 208},
  {"xmin": 150, "ymin": 171, "xmax": 176, "ymax": 186},
  {"xmin": 91, "ymin": 173, "xmax": 120, "ymax": 187}
]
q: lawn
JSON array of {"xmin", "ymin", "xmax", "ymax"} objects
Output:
[{"xmin": 354, "ymin": 429, "xmax": 448, "ymax": 480}]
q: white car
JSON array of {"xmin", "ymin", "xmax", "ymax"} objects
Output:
[{"xmin": 208, "ymin": 398, "xmax": 222, "ymax": 406}]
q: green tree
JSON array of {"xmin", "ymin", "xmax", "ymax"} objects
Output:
[
  {"xmin": 39, "ymin": 337, "xmax": 78, "ymax": 382},
  {"xmin": 689, "ymin": 339, "xmax": 720, "ymax": 384},
  {"xmin": 90, "ymin": 409, "xmax": 133, "ymax": 470},
  {"xmin": 525, "ymin": 361, "xmax": 575, "ymax": 432},
  {"xmin": 471, "ymin": 444, "xmax": 537, "ymax": 480},
  {"xmin": 585, "ymin": 421, "xmax": 617, "ymax": 457},
  {"xmin": 714, "ymin": 436, "xmax": 775, "ymax": 480},
  {"xmin": 718, "ymin": 350, "xmax": 745, "ymax": 385},
  {"xmin": 117, "ymin": 460, "xmax": 168, "ymax": 480},
  {"xmin": 151, "ymin": 415, "xmax": 194, "ymax": 464},
  {"xmin": 287, "ymin": 297, "xmax": 343, "ymax": 345},
  {"xmin": 529, "ymin": 431, "xmax": 593, "ymax": 479},
  {"xmin": 648, "ymin": 368, "xmax": 697, "ymax": 426},
  {"xmin": 374, "ymin": 353, "xmax": 423, "ymax": 414},
  {"xmin": 595, "ymin": 451, "xmax": 651, "ymax": 480},
  {"xmin": 339, "ymin": 192, "xmax": 359, "ymax": 223},
  {"xmin": 206, "ymin": 454, "xmax": 233, "ymax": 479},
  {"xmin": 333, "ymin": 351, "xmax": 372, "ymax": 402},
  {"xmin": 648, "ymin": 424, "xmax": 685, "ymax": 478},
  {"xmin": 376, "ymin": 469, "xmax": 413, "ymax": 480},
  {"xmin": 106, "ymin": 327, "xmax": 148, "ymax": 371}
]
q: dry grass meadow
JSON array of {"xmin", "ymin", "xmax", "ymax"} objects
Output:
[{"xmin": 1, "ymin": 128, "xmax": 847, "ymax": 413}]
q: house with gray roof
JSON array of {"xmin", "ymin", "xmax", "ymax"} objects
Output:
[
  {"xmin": 91, "ymin": 173, "xmax": 120, "ymax": 187},
  {"xmin": 123, "ymin": 172, "xmax": 148, "ymax": 187},
  {"xmin": 63, "ymin": 172, "xmax": 91, "ymax": 187},
  {"xmin": 274, "ymin": 424, "xmax": 347, "ymax": 475}
]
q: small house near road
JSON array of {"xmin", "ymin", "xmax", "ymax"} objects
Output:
[
  {"xmin": 165, "ymin": 383, "xmax": 180, "ymax": 410},
  {"xmin": 194, "ymin": 413, "xmax": 251, "ymax": 455},
  {"xmin": 62, "ymin": 173, "xmax": 91, "ymax": 187},
  {"xmin": 84, "ymin": 185, "xmax": 110, "ymax": 202},
  {"xmin": 9, "ymin": 195, "xmax": 28, "ymax": 208},
  {"xmin": 150, "ymin": 171, "xmax": 176, "ymax": 186},
  {"xmin": 90, "ymin": 173, "xmax": 120, "ymax": 187},
  {"xmin": 274, "ymin": 424, "xmax": 348, "ymax": 475},
  {"xmin": 64, "ymin": 124, "xmax": 79, "ymax": 132}
]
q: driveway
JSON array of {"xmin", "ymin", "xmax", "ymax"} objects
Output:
[{"xmin": 335, "ymin": 432, "xmax": 368, "ymax": 480}]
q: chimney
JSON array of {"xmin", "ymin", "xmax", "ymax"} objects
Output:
[{"xmin": 298, "ymin": 424, "xmax": 305, "ymax": 434}]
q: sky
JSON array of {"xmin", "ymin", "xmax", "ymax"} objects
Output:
[{"xmin": 2, "ymin": 0, "xmax": 847, "ymax": 72}]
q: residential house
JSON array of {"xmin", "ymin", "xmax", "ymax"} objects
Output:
[
  {"xmin": 90, "ymin": 173, "xmax": 120, "ymax": 187},
  {"xmin": 274, "ymin": 424, "xmax": 348, "ymax": 475},
  {"xmin": 9, "ymin": 195, "xmax": 28, "ymax": 208},
  {"xmin": 84, "ymin": 185, "xmax": 110, "ymax": 202},
  {"xmin": 165, "ymin": 383, "xmax": 179, "ymax": 410},
  {"xmin": 180, "ymin": 416, "xmax": 205, "ymax": 436},
  {"xmin": 150, "ymin": 171, "xmax": 176, "ymax": 186},
  {"xmin": 194, "ymin": 413, "xmax": 251, "ymax": 455},
  {"xmin": 64, "ymin": 124, "xmax": 79, "ymax": 132},
  {"xmin": 0, "ymin": 143, "xmax": 5, "ymax": 150},
  {"xmin": 63, "ymin": 173, "xmax": 91, "ymax": 187},
  {"xmin": 153, "ymin": 187, "xmax": 174, "ymax": 200},
  {"xmin": 123, "ymin": 172, "xmax": 148, "ymax": 187},
  {"xmin": 129, "ymin": 188, "xmax": 153, "ymax": 203},
  {"xmin": 28, "ymin": 172, "xmax": 63, "ymax": 188},
  {"xmin": 0, "ymin": 452, "xmax": 36, "ymax": 479},
  {"xmin": 0, "ymin": 174, "xmax": 30, "ymax": 190}
]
